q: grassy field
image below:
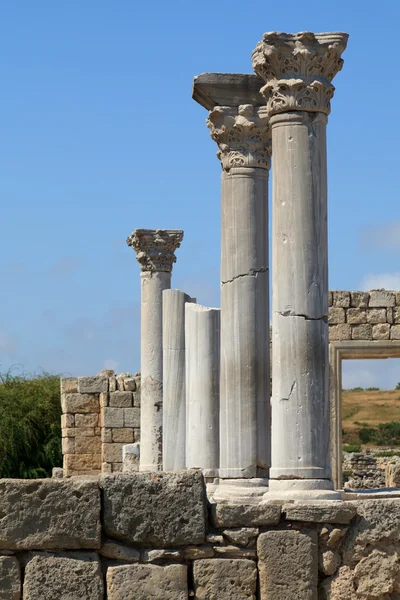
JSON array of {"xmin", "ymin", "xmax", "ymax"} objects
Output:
[{"xmin": 342, "ymin": 389, "xmax": 400, "ymax": 446}]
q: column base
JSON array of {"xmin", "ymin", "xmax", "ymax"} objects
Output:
[
  {"xmin": 208, "ymin": 478, "xmax": 269, "ymax": 505},
  {"xmin": 263, "ymin": 479, "xmax": 341, "ymax": 501}
]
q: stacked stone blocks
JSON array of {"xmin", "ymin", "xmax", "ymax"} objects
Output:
[{"xmin": 329, "ymin": 290, "xmax": 400, "ymax": 341}]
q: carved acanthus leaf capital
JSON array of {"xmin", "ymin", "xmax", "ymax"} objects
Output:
[
  {"xmin": 207, "ymin": 104, "xmax": 271, "ymax": 171},
  {"xmin": 127, "ymin": 229, "xmax": 183, "ymax": 272},
  {"xmin": 252, "ymin": 31, "xmax": 348, "ymax": 116}
]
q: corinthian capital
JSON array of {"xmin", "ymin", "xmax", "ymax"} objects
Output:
[
  {"xmin": 207, "ymin": 104, "xmax": 271, "ymax": 171},
  {"xmin": 127, "ymin": 229, "xmax": 183, "ymax": 273},
  {"xmin": 252, "ymin": 31, "xmax": 348, "ymax": 116}
]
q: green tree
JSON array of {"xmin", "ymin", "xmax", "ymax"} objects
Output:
[
  {"xmin": 0, "ymin": 371, "xmax": 62, "ymax": 478},
  {"xmin": 396, "ymin": 382, "xmax": 400, "ymax": 390}
]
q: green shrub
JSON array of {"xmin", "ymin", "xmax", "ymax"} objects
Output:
[
  {"xmin": 374, "ymin": 421, "xmax": 400, "ymax": 446},
  {"xmin": 396, "ymin": 383, "xmax": 400, "ymax": 390},
  {"xmin": 350, "ymin": 387, "xmax": 364, "ymax": 392},
  {"xmin": 358, "ymin": 427, "xmax": 376, "ymax": 444},
  {"xmin": 373, "ymin": 450, "xmax": 400, "ymax": 458},
  {"xmin": 343, "ymin": 443, "xmax": 362, "ymax": 453},
  {"xmin": 366, "ymin": 387, "xmax": 380, "ymax": 391},
  {"xmin": 0, "ymin": 370, "xmax": 62, "ymax": 478}
]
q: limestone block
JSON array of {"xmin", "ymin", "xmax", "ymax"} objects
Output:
[
  {"xmin": 75, "ymin": 413, "xmax": 99, "ymax": 428},
  {"xmin": 61, "ymin": 393, "xmax": 100, "ymax": 414},
  {"xmin": 134, "ymin": 428, "xmax": 140, "ymax": 441},
  {"xmin": 122, "ymin": 444, "xmax": 140, "ymax": 473},
  {"xmin": 102, "ymin": 428, "xmax": 112, "ymax": 443},
  {"xmin": 101, "ymin": 471, "xmax": 206, "ymax": 547},
  {"xmin": 372, "ymin": 323, "xmax": 390, "ymax": 340},
  {"xmin": 283, "ymin": 502, "xmax": 356, "ymax": 524},
  {"xmin": 353, "ymin": 549, "xmax": 400, "ymax": 599},
  {"xmin": 392, "ymin": 307, "xmax": 400, "ymax": 323},
  {"xmin": 133, "ymin": 391, "xmax": 140, "ymax": 407},
  {"xmin": 328, "ymin": 291, "xmax": 333, "ymax": 306},
  {"xmin": 210, "ymin": 502, "xmax": 281, "ymax": 527},
  {"xmin": 61, "ymin": 414, "xmax": 74, "ymax": 428},
  {"xmin": 100, "ymin": 392, "xmax": 109, "ymax": 408},
  {"xmin": 107, "ymin": 564, "xmax": 187, "ymax": 600},
  {"xmin": 78, "ymin": 375, "xmax": 108, "ymax": 394},
  {"xmin": 102, "ymin": 443, "xmax": 124, "ymax": 463},
  {"xmin": 109, "ymin": 391, "xmax": 133, "ymax": 408},
  {"xmin": 64, "ymin": 453, "xmax": 101, "ymax": 474},
  {"xmin": 391, "ymin": 325, "xmax": 400, "ymax": 340},
  {"xmin": 73, "ymin": 427, "xmax": 95, "ymax": 437},
  {"xmin": 328, "ymin": 307, "xmax": 345, "ymax": 324},
  {"xmin": 258, "ymin": 530, "xmax": 318, "ymax": 600},
  {"xmin": 351, "ymin": 324, "xmax": 372, "ymax": 340},
  {"xmin": 0, "ymin": 556, "xmax": 20, "ymax": 600},
  {"xmin": 109, "ymin": 377, "xmax": 117, "ymax": 392},
  {"xmin": 213, "ymin": 545, "xmax": 256, "ymax": 558},
  {"xmin": 397, "ymin": 292, "xmax": 400, "ymax": 305},
  {"xmin": 123, "ymin": 407, "xmax": 140, "ymax": 427},
  {"xmin": 193, "ymin": 559, "xmax": 257, "ymax": 600},
  {"xmin": 103, "ymin": 407, "xmax": 124, "ymax": 428},
  {"xmin": 102, "ymin": 462, "xmax": 112, "ymax": 474},
  {"xmin": 329, "ymin": 324, "xmax": 351, "ymax": 341},
  {"xmin": 319, "ymin": 565, "xmax": 354, "ymax": 600},
  {"xmin": 143, "ymin": 549, "xmax": 183, "ymax": 563},
  {"xmin": 366, "ymin": 308, "xmax": 387, "ymax": 323},
  {"xmin": 318, "ymin": 549, "xmax": 341, "ymax": 576},
  {"xmin": 112, "ymin": 463, "xmax": 122, "ymax": 473},
  {"xmin": 350, "ymin": 291, "xmax": 369, "ymax": 308},
  {"xmin": 387, "ymin": 307, "xmax": 394, "ymax": 323},
  {"xmin": 0, "ymin": 479, "xmax": 101, "ymax": 550},
  {"xmin": 60, "ymin": 377, "xmax": 78, "ymax": 394},
  {"xmin": 183, "ymin": 545, "xmax": 214, "ymax": 560},
  {"xmin": 124, "ymin": 377, "xmax": 136, "ymax": 391},
  {"xmin": 222, "ymin": 527, "xmax": 259, "ymax": 546},
  {"xmin": 369, "ymin": 290, "xmax": 396, "ymax": 307},
  {"xmin": 75, "ymin": 436, "xmax": 101, "ymax": 455},
  {"xmin": 386, "ymin": 460, "xmax": 400, "ymax": 487},
  {"xmin": 343, "ymin": 499, "xmax": 400, "ymax": 564},
  {"xmin": 346, "ymin": 308, "xmax": 366, "ymax": 325},
  {"xmin": 112, "ymin": 428, "xmax": 134, "ymax": 443},
  {"xmin": 62, "ymin": 437, "xmax": 75, "ymax": 454},
  {"xmin": 100, "ymin": 540, "xmax": 140, "ymax": 562},
  {"xmin": 52, "ymin": 467, "xmax": 63, "ymax": 478},
  {"xmin": 332, "ymin": 291, "xmax": 350, "ymax": 307},
  {"xmin": 23, "ymin": 553, "xmax": 103, "ymax": 599}
]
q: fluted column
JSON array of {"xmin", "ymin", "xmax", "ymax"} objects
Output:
[
  {"xmin": 127, "ymin": 229, "xmax": 183, "ymax": 471},
  {"xmin": 193, "ymin": 74, "xmax": 272, "ymax": 489},
  {"xmin": 253, "ymin": 31, "xmax": 348, "ymax": 496}
]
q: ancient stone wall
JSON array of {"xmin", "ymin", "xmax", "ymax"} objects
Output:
[
  {"xmin": 61, "ymin": 372, "xmax": 140, "ymax": 476},
  {"xmin": 0, "ymin": 472, "xmax": 399, "ymax": 598},
  {"xmin": 328, "ymin": 289, "xmax": 400, "ymax": 340}
]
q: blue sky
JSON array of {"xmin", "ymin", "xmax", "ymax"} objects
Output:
[{"xmin": 1, "ymin": 1, "xmax": 399, "ymax": 388}]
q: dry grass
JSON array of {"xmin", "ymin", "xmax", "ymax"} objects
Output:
[{"xmin": 342, "ymin": 390, "xmax": 400, "ymax": 444}]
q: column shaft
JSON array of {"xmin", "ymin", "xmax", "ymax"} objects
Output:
[
  {"xmin": 162, "ymin": 289, "xmax": 193, "ymax": 471},
  {"xmin": 220, "ymin": 167, "xmax": 270, "ymax": 478},
  {"xmin": 140, "ymin": 271, "xmax": 171, "ymax": 471},
  {"xmin": 270, "ymin": 111, "xmax": 330, "ymax": 482},
  {"xmin": 185, "ymin": 303, "xmax": 220, "ymax": 475}
]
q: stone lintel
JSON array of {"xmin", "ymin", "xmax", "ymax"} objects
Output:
[{"xmin": 192, "ymin": 73, "xmax": 265, "ymax": 110}]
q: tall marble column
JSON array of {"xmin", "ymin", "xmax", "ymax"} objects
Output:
[
  {"xmin": 193, "ymin": 74, "xmax": 271, "ymax": 489},
  {"xmin": 127, "ymin": 229, "xmax": 183, "ymax": 471},
  {"xmin": 252, "ymin": 31, "xmax": 348, "ymax": 497}
]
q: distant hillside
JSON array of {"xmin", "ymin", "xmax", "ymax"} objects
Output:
[{"xmin": 342, "ymin": 388, "xmax": 400, "ymax": 448}]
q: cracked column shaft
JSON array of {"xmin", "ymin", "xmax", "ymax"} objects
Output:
[
  {"xmin": 127, "ymin": 229, "xmax": 183, "ymax": 471},
  {"xmin": 253, "ymin": 31, "xmax": 348, "ymax": 493}
]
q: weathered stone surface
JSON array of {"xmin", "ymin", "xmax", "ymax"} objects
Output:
[
  {"xmin": 210, "ymin": 502, "xmax": 281, "ymax": 527},
  {"xmin": 393, "ymin": 306, "xmax": 400, "ymax": 323},
  {"xmin": 222, "ymin": 527, "xmax": 259, "ymax": 546},
  {"xmin": 0, "ymin": 479, "xmax": 101, "ymax": 550},
  {"xmin": 143, "ymin": 549, "xmax": 182, "ymax": 563},
  {"xmin": 112, "ymin": 428, "xmax": 134, "ymax": 443},
  {"xmin": 319, "ymin": 549, "xmax": 341, "ymax": 576},
  {"xmin": 182, "ymin": 545, "xmax": 214, "ymax": 560},
  {"xmin": 369, "ymin": 290, "xmax": 396, "ymax": 307},
  {"xmin": 258, "ymin": 530, "xmax": 318, "ymax": 600},
  {"xmin": 107, "ymin": 564, "xmax": 187, "ymax": 600},
  {"xmin": 52, "ymin": 467, "xmax": 63, "ymax": 479},
  {"xmin": 328, "ymin": 307, "xmax": 345, "ymax": 324},
  {"xmin": 101, "ymin": 471, "xmax": 206, "ymax": 547},
  {"xmin": 23, "ymin": 553, "xmax": 103, "ymax": 599},
  {"xmin": 60, "ymin": 377, "xmax": 78, "ymax": 394},
  {"xmin": 123, "ymin": 407, "xmax": 140, "ymax": 427},
  {"xmin": 102, "ymin": 443, "xmax": 124, "ymax": 463},
  {"xmin": 0, "ymin": 556, "xmax": 20, "ymax": 600},
  {"xmin": 213, "ymin": 545, "xmax": 256, "ymax": 558},
  {"xmin": 62, "ymin": 393, "xmax": 100, "ymax": 414},
  {"xmin": 75, "ymin": 436, "xmax": 101, "ymax": 455},
  {"xmin": 75, "ymin": 413, "xmax": 99, "ymax": 427},
  {"xmin": 353, "ymin": 549, "xmax": 400, "ymax": 599},
  {"xmin": 351, "ymin": 324, "xmax": 372, "ymax": 340},
  {"xmin": 366, "ymin": 308, "xmax": 387, "ymax": 323},
  {"xmin": 346, "ymin": 309, "xmax": 366, "ymax": 325},
  {"xmin": 100, "ymin": 540, "xmax": 140, "ymax": 562},
  {"xmin": 124, "ymin": 377, "xmax": 137, "ymax": 391},
  {"xmin": 372, "ymin": 322, "xmax": 390, "ymax": 339},
  {"xmin": 283, "ymin": 502, "xmax": 356, "ymax": 524},
  {"xmin": 386, "ymin": 459, "xmax": 400, "ymax": 487},
  {"xmin": 103, "ymin": 407, "xmax": 124, "ymax": 428},
  {"xmin": 193, "ymin": 558, "xmax": 257, "ymax": 599},
  {"xmin": 64, "ymin": 453, "xmax": 101, "ymax": 473},
  {"xmin": 343, "ymin": 499, "xmax": 400, "ymax": 564},
  {"xmin": 329, "ymin": 324, "xmax": 351, "ymax": 341},
  {"xmin": 391, "ymin": 324, "xmax": 400, "ymax": 340},
  {"xmin": 332, "ymin": 291, "xmax": 350, "ymax": 307},
  {"xmin": 350, "ymin": 291, "xmax": 369, "ymax": 308},
  {"xmin": 320, "ymin": 565, "xmax": 354, "ymax": 600},
  {"xmin": 109, "ymin": 392, "xmax": 133, "ymax": 408},
  {"xmin": 78, "ymin": 375, "xmax": 108, "ymax": 394}
]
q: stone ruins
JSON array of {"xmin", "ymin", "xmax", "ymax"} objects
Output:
[{"xmin": 3, "ymin": 29, "xmax": 400, "ymax": 599}]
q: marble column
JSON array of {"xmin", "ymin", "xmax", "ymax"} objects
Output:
[
  {"xmin": 252, "ymin": 31, "xmax": 348, "ymax": 497},
  {"xmin": 185, "ymin": 303, "xmax": 220, "ymax": 477},
  {"xmin": 127, "ymin": 229, "xmax": 183, "ymax": 471},
  {"xmin": 162, "ymin": 289, "xmax": 195, "ymax": 472},
  {"xmin": 193, "ymin": 74, "xmax": 271, "ymax": 487}
]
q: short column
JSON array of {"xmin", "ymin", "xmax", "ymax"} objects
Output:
[
  {"xmin": 252, "ymin": 31, "xmax": 348, "ymax": 497},
  {"xmin": 127, "ymin": 229, "xmax": 183, "ymax": 471},
  {"xmin": 185, "ymin": 303, "xmax": 220, "ymax": 477},
  {"xmin": 162, "ymin": 289, "xmax": 195, "ymax": 471}
]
